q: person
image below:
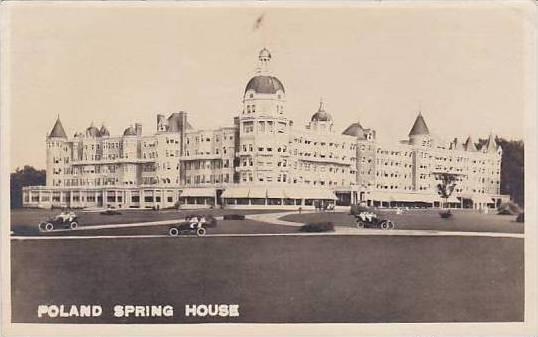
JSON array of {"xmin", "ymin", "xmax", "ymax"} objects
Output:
[
  {"xmin": 55, "ymin": 211, "xmax": 68, "ymax": 222},
  {"xmin": 55, "ymin": 210, "xmax": 73, "ymax": 223},
  {"xmin": 358, "ymin": 210, "xmax": 377, "ymax": 223},
  {"xmin": 188, "ymin": 216, "xmax": 199, "ymax": 229}
]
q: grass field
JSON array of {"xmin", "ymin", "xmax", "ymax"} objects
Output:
[
  {"xmin": 10, "ymin": 208, "xmax": 286, "ymax": 236},
  {"xmin": 11, "ymin": 235, "xmax": 523, "ymax": 323},
  {"xmin": 281, "ymin": 209, "xmax": 524, "ymax": 234}
]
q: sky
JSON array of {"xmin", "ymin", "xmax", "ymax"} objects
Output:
[{"xmin": 4, "ymin": 2, "xmax": 532, "ymax": 170}]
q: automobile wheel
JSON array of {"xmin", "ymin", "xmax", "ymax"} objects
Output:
[
  {"xmin": 45, "ymin": 223, "xmax": 54, "ymax": 232},
  {"xmin": 196, "ymin": 227, "xmax": 206, "ymax": 237},
  {"xmin": 70, "ymin": 221, "xmax": 78, "ymax": 229},
  {"xmin": 38, "ymin": 223, "xmax": 46, "ymax": 232},
  {"xmin": 355, "ymin": 220, "xmax": 365, "ymax": 229},
  {"xmin": 380, "ymin": 221, "xmax": 389, "ymax": 230},
  {"xmin": 169, "ymin": 227, "xmax": 179, "ymax": 237}
]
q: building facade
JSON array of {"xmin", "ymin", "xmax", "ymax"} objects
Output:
[{"xmin": 23, "ymin": 49, "xmax": 508, "ymax": 210}]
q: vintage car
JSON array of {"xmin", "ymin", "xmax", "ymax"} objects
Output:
[
  {"xmin": 168, "ymin": 215, "xmax": 217, "ymax": 237},
  {"xmin": 38, "ymin": 212, "xmax": 80, "ymax": 232},
  {"xmin": 353, "ymin": 210, "xmax": 395, "ymax": 230},
  {"xmin": 100, "ymin": 209, "xmax": 122, "ymax": 216}
]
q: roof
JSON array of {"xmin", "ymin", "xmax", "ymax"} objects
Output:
[
  {"xmin": 49, "ymin": 117, "xmax": 67, "ymax": 138},
  {"xmin": 221, "ymin": 186, "xmax": 337, "ymax": 200},
  {"xmin": 123, "ymin": 126, "xmax": 137, "ymax": 136},
  {"xmin": 245, "ymin": 75, "xmax": 285, "ymax": 94},
  {"xmin": 342, "ymin": 122, "xmax": 366, "ymax": 139},
  {"xmin": 180, "ymin": 188, "xmax": 216, "ymax": 197},
  {"xmin": 99, "ymin": 125, "xmax": 110, "ymax": 137},
  {"xmin": 485, "ymin": 133, "xmax": 498, "ymax": 153},
  {"xmin": 408, "ymin": 113, "xmax": 430, "ymax": 136},
  {"xmin": 86, "ymin": 123, "xmax": 101, "ymax": 137},
  {"xmin": 464, "ymin": 136, "xmax": 478, "ymax": 152},
  {"xmin": 311, "ymin": 100, "xmax": 332, "ymax": 122},
  {"xmin": 451, "ymin": 138, "xmax": 466, "ymax": 151},
  {"xmin": 259, "ymin": 48, "xmax": 271, "ymax": 61}
]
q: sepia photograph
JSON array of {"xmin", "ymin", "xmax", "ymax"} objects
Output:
[{"xmin": 1, "ymin": 1, "xmax": 536, "ymax": 336}]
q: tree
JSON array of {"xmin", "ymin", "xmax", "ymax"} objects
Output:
[
  {"xmin": 10, "ymin": 166, "xmax": 46, "ymax": 209},
  {"xmin": 435, "ymin": 172, "xmax": 457, "ymax": 209},
  {"xmin": 496, "ymin": 138, "xmax": 524, "ymax": 208}
]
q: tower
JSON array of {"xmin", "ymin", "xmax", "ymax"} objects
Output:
[
  {"xmin": 46, "ymin": 116, "xmax": 68, "ymax": 187},
  {"xmin": 408, "ymin": 112, "xmax": 431, "ymax": 147},
  {"xmin": 237, "ymin": 48, "xmax": 291, "ymax": 184},
  {"xmin": 308, "ymin": 99, "xmax": 334, "ymax": 133}
]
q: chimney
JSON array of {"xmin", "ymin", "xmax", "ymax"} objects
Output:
[{"xmin": 135, "ymin": 123, "xmax": 142, "ymax": 136}]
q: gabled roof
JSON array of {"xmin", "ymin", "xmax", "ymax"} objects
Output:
[
  {"xmin": 464, "ymin": 136, "xmax": 478, "ymax": 152},
  {"xmin": 408, "ymin": 112, "xmax": 430, "ymax": 137},
  {"xmin": 485, "ymin": 133, "xmax": 498, "ymax": 153},
  {"xmin": 342, "ymin": 121, "xmax": 366, "ymax": 139},
  {"xmin": 123, "ymin": 126, "xmax": 136, "ymax": 136},
  {"xmin": 86, "ymin": 122, "xmax": 101, "ymax": 138},
  {"xmin": 451, "ymin": 138, "xmax": 465, "ymax": 151},
  {"xmin": 100, "ymin": 124, "xmax": 110, "ymax": 137},
  {"xmin": 49, "ymin": 117, "xmax": 67, "ymax": 138}
]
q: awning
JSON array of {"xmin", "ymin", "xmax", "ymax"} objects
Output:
[
  {"xmin": 221, "ymin": 186, "xmax": 337, "ymax": 200},
  {"xmin": 446, "ymin": 195, "xmax": 461, "ymax": 203},
  {"xmin": 248, "ymin": 186, "xmax": 267, "ymax": 198},
  {"xmin": 266, "ymin": 187, "xmax": 285, "ymax": 199},
  {"xmin": 369, "ymin": 191, "xmax": 437, "ymax": 203},
  {"xmin": 298, "ymin": 187, "xmax": 337, "ymax": 200},
  {"xmin": 221, "ymin": 187, "xmax": 250, "ymax": 198},
  {"xmin": 180, "ymin": 188, "xmax": 215, "ymax": 197},
  {"xmin": 472, "ymin": 194, "xmax": 495, "ymax": 204},
  {"xmin": 320, "ymin": 189, "xmax": 338, "ymax": 200},
  {"xmin": 283, "ymin": 188, "xmax": 304, "ymax": 199}
]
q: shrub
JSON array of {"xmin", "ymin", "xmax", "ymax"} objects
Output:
[
  {"xmin": 516, "ymin": 212, "xmax": 524, "ymax": 223},
  {"xmin": 497, "ymin": 201, "xmax": 522, "ymax": 215},
  {"xmin": 439, "ymin": 210, "xmax": 453, "ymax": 219},
  {"xmin": 299, "ymin": 222, "xmax": 335, "ymax": 232},
  {"xmin": 223, "ymin": 214, "xmax": 245, "ymax": 220}
]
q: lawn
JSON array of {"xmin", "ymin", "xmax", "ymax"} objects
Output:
[
  {"xmin": 281, "ymin": 209, "xmax": 524, "ymax": 234},
  {"xmin": 10, "ymin": 208, "xmax": 285, "ymax": 236},
  {"xmin": 11, "ymin": 235, "xmax": 523, "ymax": 323}
]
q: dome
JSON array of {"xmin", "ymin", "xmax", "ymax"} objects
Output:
[
  {"xmin": 100, "ymin": 125, "xmax": 110, "ymax": 137},
  {"xmin": 342, "ymin": 122, "xmax": 366, "ymax": 138},
  {"xmin": 310, "ymin": 100, "xmax": 332, "ymax": 122},
  {"xmin": 123, "ymin": 126, "xmax": 136, "ymax": 136},
  {"xmin": 86, "ymin": 123, "xmax": 101, "ymax": 137},
  {"xmin": 259, "ymin": 48, "xmax": 272, "ymax": 62},
  {"xmin": 245, "ymin": 75, "xmax": 285, "ymax": 95}
]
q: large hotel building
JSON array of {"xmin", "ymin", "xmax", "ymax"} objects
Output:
[{"xmin": 23, "ymin": 49, "xmax": 508, "ymax": 210}]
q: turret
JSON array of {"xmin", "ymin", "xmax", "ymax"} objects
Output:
[
  {"xmin": 308, "ymin": 99, "xmax": 334, "ymax": 133},
  {"xmin": 408, "ymin": 112, "xmax": 431, "ymax": 146},
  {"xmin": 46, "ymin": 116, "xmax": 68, "ymax": 186},
  {"xmin": 242, "ymin": 48, "xmax": 287, "ymax": 120}
]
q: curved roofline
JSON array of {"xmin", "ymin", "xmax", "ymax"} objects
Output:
[{"xmin": 244, "ymin": 75, "xmax": 285, "ymax": 95}]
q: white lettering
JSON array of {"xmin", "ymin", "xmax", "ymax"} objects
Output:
[
  {"xmin": 185, "ymin": 304, "xmax": 240, "ymax": 318},
  {"xmin": 185, "ymin": 304, "xmax": 196, "ymax": 317},
  {"xmin": 37, "ymin": 305, "xmax": 48, "ymax": 318}
]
